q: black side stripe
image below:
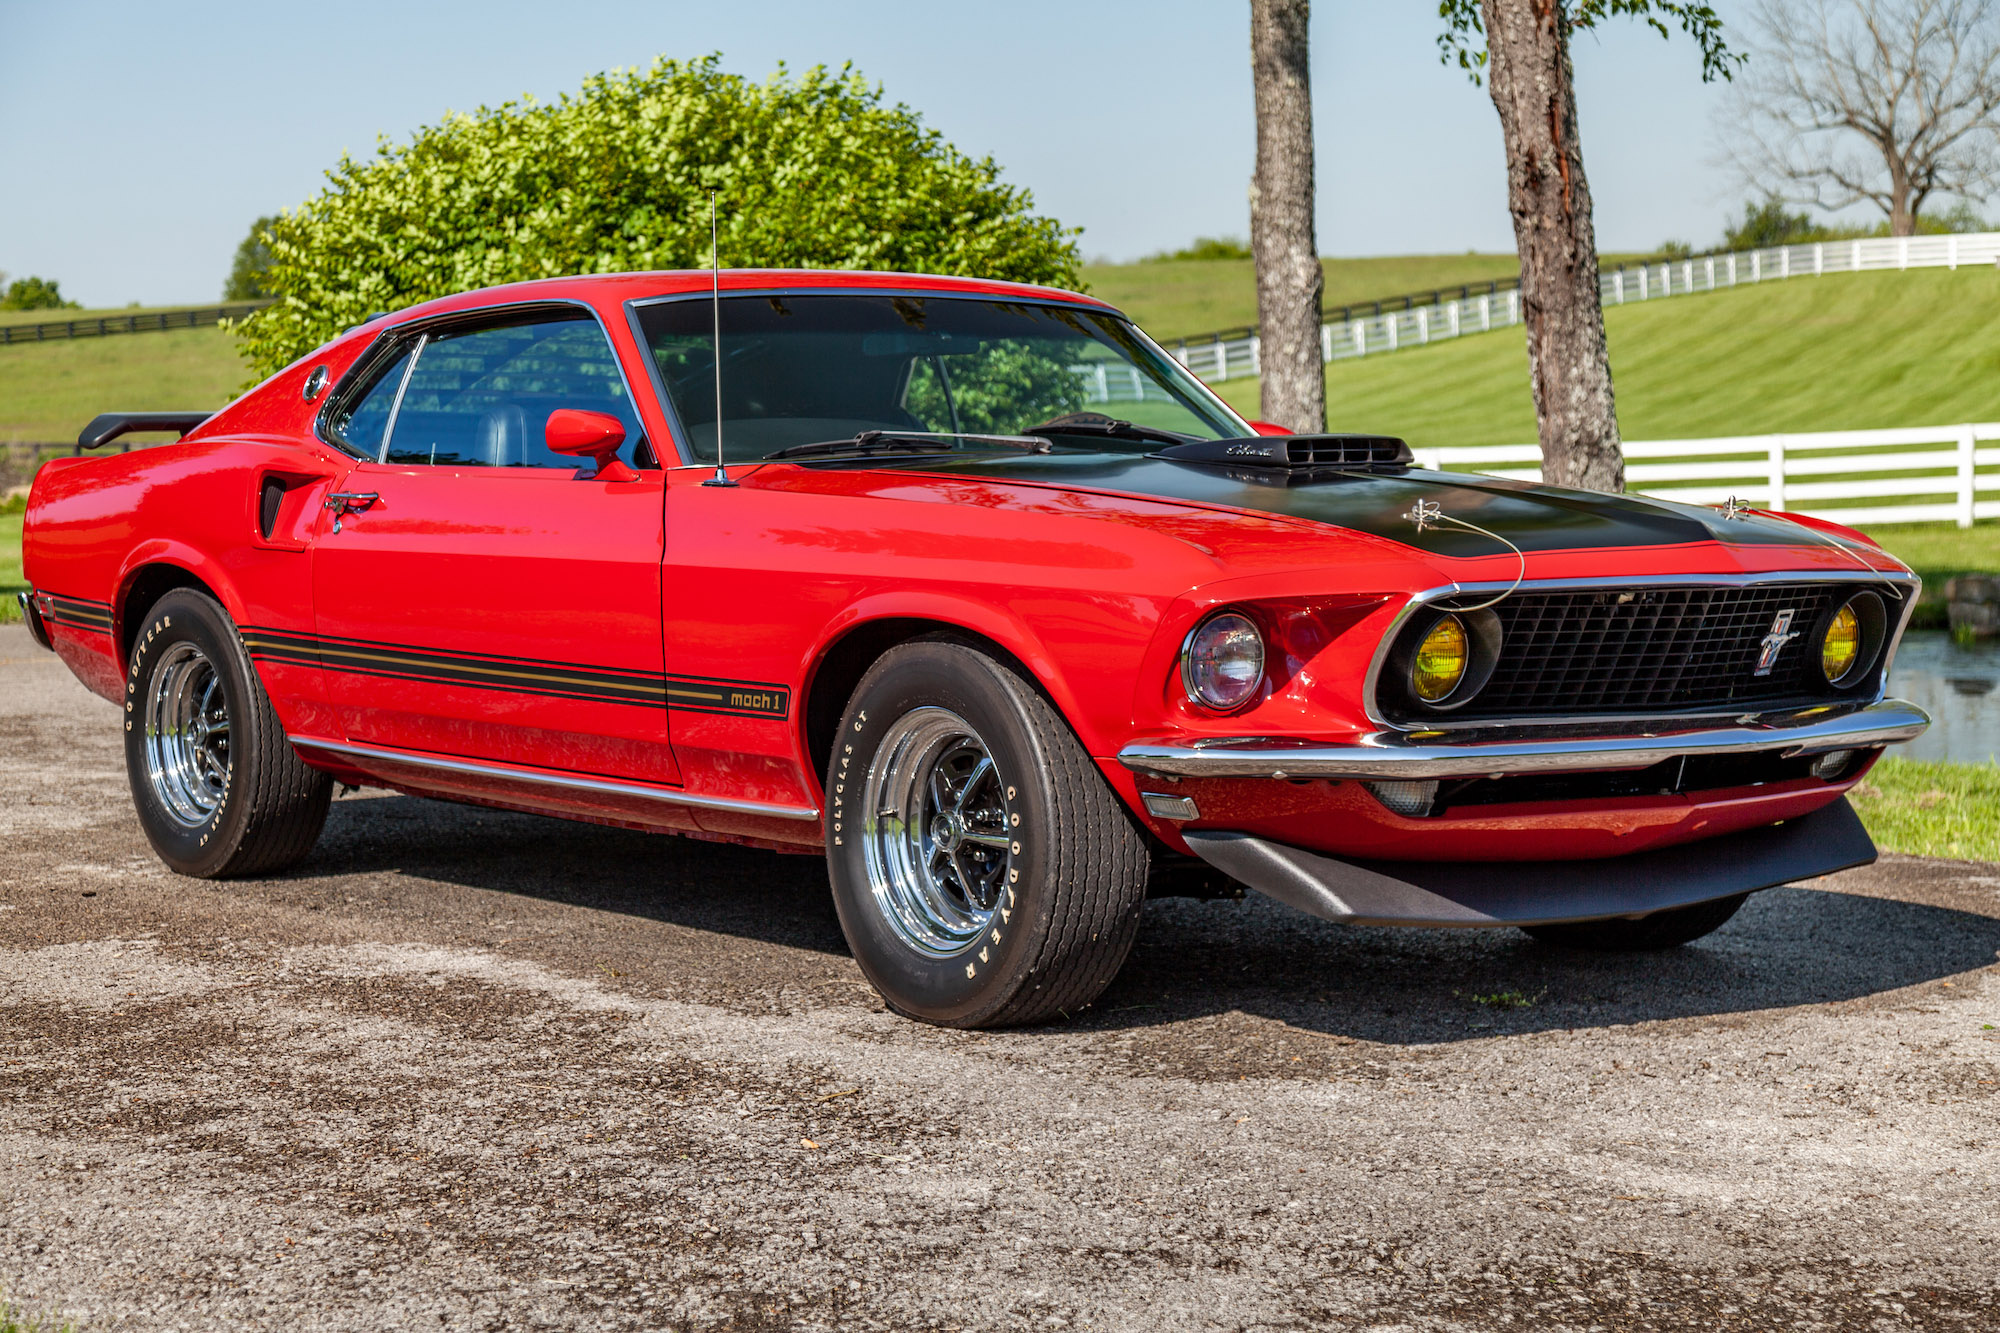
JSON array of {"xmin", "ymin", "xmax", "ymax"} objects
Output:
[
  {"xmin": 239, "ymin": 627, "xmax": 790, "ymax": 720},
  {"xmin": 36, "ymin": 592, "xmax": 113, "ymax": 633}
]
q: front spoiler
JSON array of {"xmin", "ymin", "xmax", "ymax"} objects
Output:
[{"xmin": 1181, "ymin": 797, "xmax": 1876, "ymax": 928}]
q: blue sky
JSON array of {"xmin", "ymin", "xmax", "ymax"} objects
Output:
[{"xmin": 2, "ymin": 1, "xmax": 1762, "ymax": 308}]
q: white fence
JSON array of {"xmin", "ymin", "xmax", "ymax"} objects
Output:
[
  {"xmin": 1411, "ymin": 425, "xmax": 2000, "ymax": 528},
  {"xmin": 1161, "ymin": 231, "xmax": 2000, "ymax": 384}
]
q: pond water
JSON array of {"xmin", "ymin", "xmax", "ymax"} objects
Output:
[{"xmin": 1888, "ymin": 631, "xmax": 2000, "ymax": 766}]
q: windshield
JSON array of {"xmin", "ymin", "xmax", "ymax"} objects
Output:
[{"xmin": 633, "ymin": 294, "xmax": 1245, "ymax": 461}]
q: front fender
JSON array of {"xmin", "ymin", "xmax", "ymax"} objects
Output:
[{"xmin": 802, "ymin": 589, "xmax": 1103, "ymax": 755}]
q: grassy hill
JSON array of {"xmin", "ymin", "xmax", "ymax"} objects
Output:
[
  {"xmin": 1081, "ymin": 253, "xmax": 1531, "ymax": 342},
  {"xmin": 0, "ymin": 326, "xmax": 249, "ymax": 443},
  {"xmin": 1208, "ymin": 266, "xmax": 2000, "ymax": 443}
]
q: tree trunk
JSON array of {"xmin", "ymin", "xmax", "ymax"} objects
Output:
[
  {"xmin": 1888, "ymin": 162, "xmax": 1915, "ymax": 235},
  {"xmin": 1481, "ymin": 0, "xmax": 1622, "ymax": 493},
  {"xmin": 1249, "ymin": 0, "xmax": 1324, "ymax": 434}
]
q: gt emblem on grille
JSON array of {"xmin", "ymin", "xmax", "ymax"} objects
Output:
[{"xmin": 1754, "ymin": 609, "xmax": 1801, "ymax": 676}]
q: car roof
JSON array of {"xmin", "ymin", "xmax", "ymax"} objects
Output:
[{"xmin": 374, "ymin": 269, "xmax": 1123, "ymax": 330}]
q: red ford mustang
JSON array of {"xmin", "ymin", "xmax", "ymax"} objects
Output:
[{"xmin": 20, "ymin": 270, "xmax": 1929, "ymax": 1026}]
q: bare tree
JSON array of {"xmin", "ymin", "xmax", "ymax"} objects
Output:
[
  {"xmin": 1249, "ymin": 0, "xmax": 1324, "ymax": 434},
  {"xmin": 1440, "ymin": 2, "xmax": 1738, "ymax": 493},
  {"xmin": 1731, "ymin": 0, "xmax": 2000, "ymax": 235}
]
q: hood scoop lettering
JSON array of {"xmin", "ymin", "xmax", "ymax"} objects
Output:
[{"xmin": 1157, "ymin": 433, "xmax": 1414, "ymax": 477}]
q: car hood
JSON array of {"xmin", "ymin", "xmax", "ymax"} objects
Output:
[{"xmin": 832, "ymin": 450, "xmax": 1835, "ymax": 558}]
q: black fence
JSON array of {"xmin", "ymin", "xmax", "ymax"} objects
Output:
[
  {"xmin": 0, "ymin": 300, "xmax": 274, "ymax": 346},
  {"xmin": 3, "ymin": 440, "xmax": 155, "ymax": 469}
]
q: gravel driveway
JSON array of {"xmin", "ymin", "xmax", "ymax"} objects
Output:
[{"xmin": 1, "ymin": 623, "xmax": 1996, "ymax": 1332}]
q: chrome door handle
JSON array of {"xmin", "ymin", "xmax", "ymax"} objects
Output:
[{"xmin": 323, "ymin": 491, "xmax": 378, "ymax": 533}]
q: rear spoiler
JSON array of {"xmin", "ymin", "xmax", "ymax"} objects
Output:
[{"xmin": 77, "ymin": 411, "xmax": 211, "ymax": 452}]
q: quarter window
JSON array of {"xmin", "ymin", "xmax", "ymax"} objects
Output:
[
  {"xmin": 324, "ymin": 343, "xmax": 415, "ymax": 457},
  {"xmin": 384, "ymin": 312, "xmax": 645, "ymax": 468}
]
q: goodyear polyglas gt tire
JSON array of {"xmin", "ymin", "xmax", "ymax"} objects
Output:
[
  {"xmin": 124, "ymin": 588, "xmax": 332, "ymax": 878},
  {"xmin": 825, "ymin": 639, "xmax": 1150, "ymax": 1028}
]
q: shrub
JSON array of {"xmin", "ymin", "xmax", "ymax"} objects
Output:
[
  {"xmin": 1141, "ymin": 236, "xmax": 1254, "ymax": 262},
  {"xmin": 0, "ymin": 276, "xmax": 78, "ymax": 311},
  {"xmin": 235, "ymin": 57, "xmax": 1083, "ymax": 378}
]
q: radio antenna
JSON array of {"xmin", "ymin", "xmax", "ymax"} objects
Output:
[{"xmin": 702, "ymin": 189, "xmax": 736, "ymax": 488}]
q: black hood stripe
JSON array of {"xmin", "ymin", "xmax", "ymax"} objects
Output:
[{"xmin": 812, "ymin": 451, "xmax": 1825, "ymax": 557}]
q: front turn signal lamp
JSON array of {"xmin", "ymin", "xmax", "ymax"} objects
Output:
[
  {"xmin": 1412, "ymin": 615, "xmax": 1469, "ymax": 702},
  {"xmin": 1182, "ymin": 612, "xmax": 1266, "ymax": 712},
  {"xmin": 1822, "ymin": 601, "xmax": 1862, "ymax": 683}
]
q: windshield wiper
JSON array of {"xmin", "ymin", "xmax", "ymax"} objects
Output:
[
  {"xmin": 1022, "ymin": 416, "xmax": 1196, "ymax": 448},
  {"xmin": 764, "ymin": 430, "xmax": 1051, "ymax": 461}
]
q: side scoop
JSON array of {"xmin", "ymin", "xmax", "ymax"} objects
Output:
[{"xmin": 1182, "ymin": 797, "xmax": 1876, "ymax": 928}]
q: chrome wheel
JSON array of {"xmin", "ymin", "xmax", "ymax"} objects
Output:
[
  {"xmin": 861, "ymin": 707, "xmax": 1015, "ymax": 958},
  {"xmin": 143, "ymin": 641, "xmax": 231, "ymax": 827}
]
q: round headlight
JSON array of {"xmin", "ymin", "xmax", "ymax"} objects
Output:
[
  {"xmin": 1412, "ymin": 615, "xmax": 1469, "ymax": 702},
  {"xmin": 1822, "ymin": 601, "xmax": 1862, "ymax": 683},
  {"xmin": 1182, "ymin": 612, "xmax": 1265, "ymax": 711}
]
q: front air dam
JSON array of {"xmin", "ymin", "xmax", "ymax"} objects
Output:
[{"xmin": 1181, "ymin": 797, "xmax": 1877, "ymax": 928}]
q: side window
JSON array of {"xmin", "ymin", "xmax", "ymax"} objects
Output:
[
  {"xmin": 384, "ymin": 313, "xmax": 644, "ymax": 468},
  {"xmin": 324, "ymin": 343, "xmax": 415, "ymax": 457}
]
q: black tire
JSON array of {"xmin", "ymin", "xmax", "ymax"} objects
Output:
[
  {"xmin": 1522, "ymin": 893, "xmax": 1749, "ymax": 951},
  {"xmin": 825, "ymin": 639, "xmax": 1150, "ymax": 1028},
  {"xmin": 123, "ymin": 588, "xmax": 332, "ymax": 878}
]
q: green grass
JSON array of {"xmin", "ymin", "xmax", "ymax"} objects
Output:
[
  {"xmin": 1082, "ymin": 253, "xmax": 1528, "ymax": 342},
  {"xmin": 1849, "ymin": 757, "xmax": 2000, "ymax": 861},
  {"xmin": 0, "ymin": 326, "xmax": 249, "ymax": 443},
  {"xmin": 1212, "ymin": 267, "xmax": 2000, "ymax": 443},
  {"xmin": 1, "ymin": 503, "xmax": 23, "ymax": 623},
  {"xmin": 1856, "ymin": 522, "xmax": 2000, "ymax": 627}
]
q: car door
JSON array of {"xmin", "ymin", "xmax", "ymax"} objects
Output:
[{"xmin": 308, "ymin": 306, "xmax": 677, "ymax": 785}]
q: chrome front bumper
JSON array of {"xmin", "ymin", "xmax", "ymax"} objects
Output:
[{"xmin": 1118, "ymin": 698, "xmax": 1931, "ymax": 781}]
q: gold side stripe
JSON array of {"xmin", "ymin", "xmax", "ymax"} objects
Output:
[{"xmin": 305, "ymin": 644, "xmax": 662, "ymax": 695}]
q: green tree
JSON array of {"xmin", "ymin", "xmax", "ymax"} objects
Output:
[
  {"xmin": 0, "ymin": 275, "xmax": 79, "ymax": 311},
  {"xmin": 225, "ymin": 215, "xmax": 278, "ymax": 300},
  {"xmin": 236, "ymin": 57, "xmax": 1083, "ymax": 377},
  {"xmin": 1724, "ymin": 195, "xmax": 1821, "ymax": 249}
]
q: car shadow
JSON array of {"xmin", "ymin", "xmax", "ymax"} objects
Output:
[
  {"xmin": 309, "ymin": 792, "xmax": 2000, "ymax": 1044},
  {"xmin": 310, "ymin": 791, "xmax": 849, "ymax": 956}
]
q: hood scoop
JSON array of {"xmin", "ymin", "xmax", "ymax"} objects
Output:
[{"xmin": 1158, "ymin": 433, "xmax": 1414, "ymax": 478}]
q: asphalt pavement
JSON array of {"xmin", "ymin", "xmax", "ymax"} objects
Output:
[{"xmin": 1, "ymin": 623, "xmax": 1996, "ymax": 1331}]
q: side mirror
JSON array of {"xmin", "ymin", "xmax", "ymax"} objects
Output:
[
  {"xmin": 1247, "ymin": 420, "xmax": 1294, "ymax": 437},
  {"xmin": 545, "ymin": 409, "xmax": 638, "ymax": 482}
]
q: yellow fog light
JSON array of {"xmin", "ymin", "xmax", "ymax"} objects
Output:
[
  {"xmin": 1822, "ymin": 602, "xmax": 1861, "ymax": 683},
  {"xmin": 1412, "ymin": 615, "xmax": 1469, "ymax": 702}
]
